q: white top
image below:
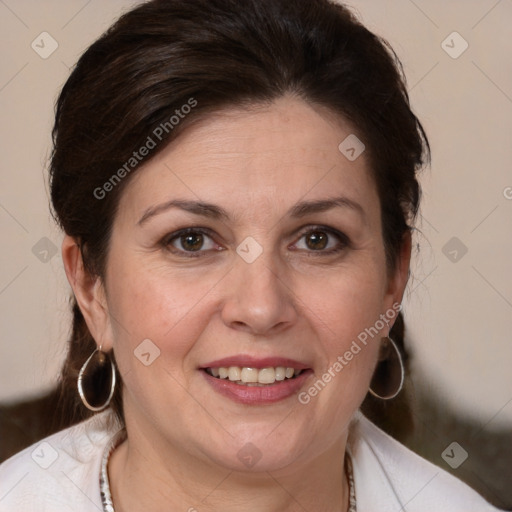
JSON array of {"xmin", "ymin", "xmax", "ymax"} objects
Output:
[{"xmin": 0, "ymin": 410, "xmax": 502, "ymax": 511}]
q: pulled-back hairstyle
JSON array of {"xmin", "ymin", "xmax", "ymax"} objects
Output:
[{"xmin": 49, "ymin": 0, "xmax": 429, "ymax": 430}]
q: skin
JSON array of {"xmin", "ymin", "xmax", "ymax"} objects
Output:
[{"xmin": 63, "ymin": 95, "xmax": 411, "ymax": 512}]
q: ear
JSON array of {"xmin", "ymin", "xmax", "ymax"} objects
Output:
[
  {"xmin": 61, "ymin": 235, "xmax": 114, "ymax": 351},
  {"xmin": 383, "ymin": 230, "xmax": 412, "ymax": 317}
]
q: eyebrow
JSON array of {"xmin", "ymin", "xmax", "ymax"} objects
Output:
[
  {"xmin": 137, "ymin": 195, "xmax": 365, "ymax": 226},
  {"xmin": 289, "ymin": 196, "xmax": 365, "ymax": 219},
  {"xmin": 138, "ymin": 199, "xmax": 229, "ymax": 225}
]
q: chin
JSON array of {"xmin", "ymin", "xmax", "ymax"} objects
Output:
[{"xmin": 204, "ymin": 428, "xmax": 310, "ymax": 473}]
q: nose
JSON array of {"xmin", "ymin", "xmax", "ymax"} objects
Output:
[{"xmin": 220, "ymin": 251, "xmax": 298, "ymax": 336}]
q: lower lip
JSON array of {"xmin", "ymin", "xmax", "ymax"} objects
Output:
[{"xmin": 201, "ymin": 369, "xmax": 313, "ymax": 405}]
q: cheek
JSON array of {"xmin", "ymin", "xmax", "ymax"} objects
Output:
[
  {"xmin": 103, "ymin": 259, "xmax": 228, "ymax": 426},
  {"xmin": 105, "ymin": 257, "xmax": 222, "ymax": 372},
  {"xmin": 300, "ymin": 263, "xmax": 387, "ymax": 345},
  {"xmin": 295, "ymin": 264, "xmax": 387, "ymax": 401}
]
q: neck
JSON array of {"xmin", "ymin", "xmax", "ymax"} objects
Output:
[{"xmin": 108, "ymin": 415, "xmax": 350, "ymax": 512}]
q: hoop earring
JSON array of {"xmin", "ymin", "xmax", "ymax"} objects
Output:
[
  {"xmin": 77, "ymin": 346, "xmax": 116, "ymax": 411},
  {"xmin": 368, "ymin": 336, "xmax": 404, "ymax": 400}
]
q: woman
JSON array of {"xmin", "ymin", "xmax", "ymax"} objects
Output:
[{"xmin": 0, "ymin": 0, "xmax": 503, "ymax": 510}]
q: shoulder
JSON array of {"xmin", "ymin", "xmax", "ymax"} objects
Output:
[
  {"xmin": 348, "ymin": 411, "xmax": 503, "ymax": 511},
  {"xmin": 0, "ymin": 411, "xmax": 121, "ymax": 512}
]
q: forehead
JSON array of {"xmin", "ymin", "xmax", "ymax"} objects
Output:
[{"xmin": 116, "ymin": 95, "xmax": 379, "ymax": 226}]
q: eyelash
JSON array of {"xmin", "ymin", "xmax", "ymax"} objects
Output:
[
  {"xmin": 160, "ymin": 227, "xmax": 219, "ymax": 258},
  {"xmin": 160, "ymin": 225, "xmax": 350, "ymax": 258},
  {"xmin": 292, "ymin": 225, "xmax": 351, "ymax": 256}
]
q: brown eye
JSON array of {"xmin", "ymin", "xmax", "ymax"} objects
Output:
[
  {"xmin": 180, "ymin": 233, "xmax": 204, "ymax": 251},
  {"xmin": 293, "ymin": 226, "xmax": 349, "ymax": 254},
  {"xmin": 164, "ymin": 228, "xmax": 218, "ymax": 255},
  {"xmin": 305, "ymin": 231, "xmax": 328, "ymax": 250}
]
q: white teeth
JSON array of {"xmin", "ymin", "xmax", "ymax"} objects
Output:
[
  {"xmin": 275, "ymin": 367, "xmax": 286, "ymax": 381},
  {"xmin": 228, "ymin": 367, "xmax": 241, "ymax": 381},
  {"xmin": 258, "ymin": 368, "xmax": 275, "ymax": 384},
  {"xmin": 207, "ymin": 366, "xmax": 303, "ymax": 385},
  {"xmin": 241, "ymin": 367, "xmax": 259, "ymax": 383}
]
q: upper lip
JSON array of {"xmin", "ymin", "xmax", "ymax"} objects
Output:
[{"xmin": 201, "ymin": 354, "xmax": 310, "ymax": 370}]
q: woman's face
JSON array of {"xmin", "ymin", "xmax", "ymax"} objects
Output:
[{"xmin": 95, "ymin": 95, "xmax": 409, "ymax": 471}]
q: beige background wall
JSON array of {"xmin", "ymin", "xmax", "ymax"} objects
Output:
[{"xmin": 1, "ymin": 0, "xmax": 511, "ymax": 430}]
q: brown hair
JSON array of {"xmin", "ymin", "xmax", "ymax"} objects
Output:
[{"xmin": 49, "ymin": 0, "xmax": 429, "ymax": 430}]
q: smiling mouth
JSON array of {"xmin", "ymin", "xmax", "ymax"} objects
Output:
[{"xmin": 204, "ymin": 366, "xmax": 305, "ymax": 386}]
